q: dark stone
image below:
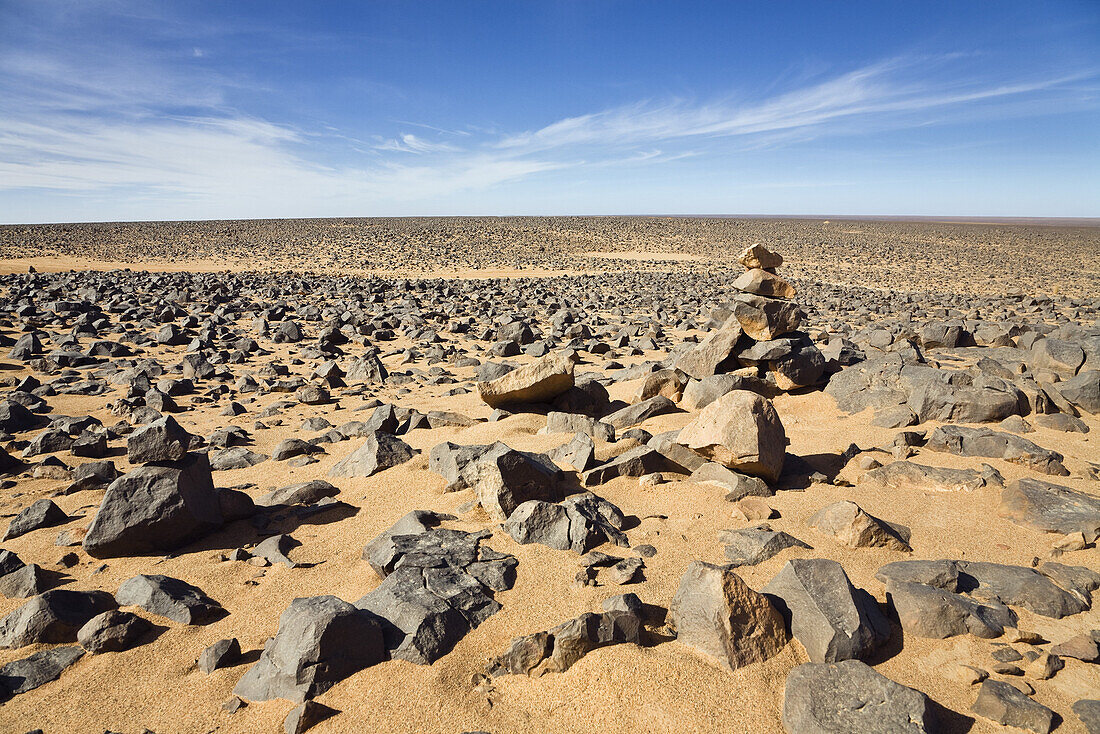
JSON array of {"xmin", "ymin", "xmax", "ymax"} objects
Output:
[
  {"xmin": 82, "ymin": 452, "xmax": 223, "ymax": 558},
  {"xmin": 115, "ymin": 574, "xmax": 224, "ymax": 624},
  {"xmin": 782, "ymin": 660, "xmax": 933, "ymax": 734}
]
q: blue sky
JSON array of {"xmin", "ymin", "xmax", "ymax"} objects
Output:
[{"xmin": 0, "ymin": 1, "xmax": 1098, "ymax": 223}]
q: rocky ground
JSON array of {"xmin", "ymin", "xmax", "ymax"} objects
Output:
[{"xmin": 0, "ymin": 219, "xmax": 1097, "ymax": 734}]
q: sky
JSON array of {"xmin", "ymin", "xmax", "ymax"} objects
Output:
[{"xmin": 0, "ymin": 1, "xmax": 1098, "ymax": 223}]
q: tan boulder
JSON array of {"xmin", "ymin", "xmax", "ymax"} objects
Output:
[
  {"xmin": 737, "ymin": 244, "xmax": 783, "ymax": 270},
  {"xmin": 477, "ymin": 352, "xmax": 575, "ymax": 408},
  {"xmin": 669, "ymin": 560, "xmax": 788, "ymax": 671},
  {"xmin": 731, "ymin": 293, "xmax": 802, "ymax": 341},
  {"xmin": 733, "ymin": 268, "xmax": 796, "ymax": 299},
  {"xmin": 673, "ymin": 318, "xmax": 744, "ymax": 379},
  {"xmin": 807, "ymin": 501, "xmax": 912, "ymax": 552},
  {"xmin": 676, "ymin": 390, "xmax": 786, "ymax": 482}
]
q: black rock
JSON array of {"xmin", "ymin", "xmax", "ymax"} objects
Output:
[{"xmin": 115, "ymin": 574, "xmax": 224, "ymax": 624}]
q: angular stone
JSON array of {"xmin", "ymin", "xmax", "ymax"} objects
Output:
[
  {"xmin": 126, "ymin": 415, "xmax": 193, "ymax": 464},
  {"xmin": 885, "ymin": 580, "xmax": 1015, "ymax": 639},
  {"xmin": 257, "ymin": 480, "xmax": 340, "ymax": 507},
  {"xmin": 234, "ymin": 595, "xmax": 385, "ymax": 703},
  {"xmin": 198, "ymin": 637, "xmax": 242, "ymax": 673},
  {"xmin": 674, "ymin": 318, "xmax": 744, "ymax": 379},
  {"xmin": 327, "ymin": 432, "xmax": 414, "ymax": 478},
  {"xmin": 604, "ymin": 395, "xmax": 678, "ymax": 430},
  {"xmin": 738, "ymin": 244, "xmax": 783, "ymax": 270},
  {"xmin": 3, "ymin": 499, "xmax": 68, "ymax": 541},
  {"xmin": 0, "ymin": 564, "xmax": 53, "ymax": 599},
  {"xmin": 77, "ymin": 609, "xmax": 150, "ymax": 653},
  {"xmin": 691, "ymin": 462, "xmax": 773, "ymax": 500},
  {"xmin": 544, "ymin": 411, "xmax": 615, "ymax": 441},
  {"xmin": 668, "ymin": 561, "xmax": 787, "ymax": 671},
  {"xmin": 428, "ymin": 441, "xmax": 493, "ymax": 491},
  {"xmin": 0, "ymin": 646, "xmax": 84, "ymax": 697},
  {"xmin": 361, "ymin": 511, "xmax": 454, "ymax": 576},
  {"xmin": 477, "ymin": 351, "xmax": 574, "ymax": 408},
  {"xmin": 926, "ymin": 425, "xmax": 1068, "ymax": 476},
  {"xmin": 1072, "ymin": 700, "xmax": 1100, "ymax": 733},
  {"xmin": 116, "ymin": 574, "xmax": 223, "ymax": 624},
  {"xmin": 547, "ymin": 431, "xmax": 597, "ymax": 472},
  {"xmin": 285, "ymin": 700, "xmax": 338, "ymax": 734},
  {"xmin": 487, "ymin": 609, "xmax": 642, "ymax": 676},
  {"xmin": 83, "ymin": 453, "xmax": 223, "ymax": 558},
  {"xmin": 957, "ymin": 560, "xmax": 1088, "ymax": 619},
  {"xmin": 762, "ymin": 559, "xmax": 890, "ymax": 663},
  {"xmin": 971, "ymin": 679, "xmax": 1055, "ymax": 734},
  {"xmin": 271, "ymin": 438, "xmax": 323, "ymax": 461},
  {"xmin": 582, "ymin": 446, "xmax": 682, "ymax": 485},
  {"xmin": 0, "ymin": 589, "xmax": 118, "ymax": 648},
  {"xmin": 999, "ymin": 478, "xmax": 1100, "ymax": 538},
  {"xmin": 734, "ymin": 268, "xmax": 796, "ymax": 299},
  {"xmin": 731, "ymin": 293, "xmax": 802, "ymax": 341},
  {"xmin": 504, "ymin": 493, "xmax": 628, "ymax": 554},
  {"xmin": 209, "ymin": 446, "xmax": 268, "ymax": 471},
  {"xmin": 1057, "ymin": 370, "xmax": 1100, "ymax": 414},
  {"xmin": 861, "ymin": 460, "xmax": 1003, "ymax": 493},
  {"xmin": 472, "ymin": 444, "xmax": 561, "ymax": 521},
  {"xmin": 721, "ymin": 525, "xmax": 810, "ymax": 567},
  {"xmin": 677, "ymin": 390, "xmax": 786, "ymax": 483},
  {"xmin": 782, "ymin": 660, "xmax": 933, "ymax": 734},
  {"xmin": 807, "ymin": 501, "xmax": 911, "ymax": 552}
]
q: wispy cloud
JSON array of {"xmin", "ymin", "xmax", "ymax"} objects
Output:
[{"xmin": 0, "ymin": 8, "xmax": 1094, "ymax": 223}]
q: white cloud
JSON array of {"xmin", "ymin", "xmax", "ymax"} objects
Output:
[{"xmin": 0, "ymin": 32, "xmax": 1094, "ymax": 222}]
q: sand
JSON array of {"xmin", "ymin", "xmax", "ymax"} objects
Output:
[{"xmin": 0, "ymin": 331, "xmax": 1097, "ymax": 733}]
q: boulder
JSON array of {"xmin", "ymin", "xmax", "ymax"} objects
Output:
[
  {"xmin": 3, "ymin": 499, "xmax": 68, "ymax": 541},
  {"xmin": 360, "ymin": 511, "xmax": 455, "ymax": 576},
  {"xmin": 126, "ymin": 415, "xmax": 194, "ymax": 464},
  {"xmin": 668, "ymin": 561, "xmax": 787, "ymax": 671},
  {"xmin": 327, "ymin": 433, "xmax": 414, "ymax": 478},
  {"xmin": 487, "ymin": 609, "xmax": 642, "ymax": 676},
  {"xmin": 477, "ymin": 351, "xmax": 574, "ymax": 408},
  {"xmin": 721, "ymin": 525, "xmax": 810, "ymax": 567},
  {"xmin": 807, "ymin": 501, "xmax": 911, "ymax": 552},
  {"xmin": 504, "ymin": 493, "xmax": 628, "ymax": 554},
  {"xmin": 762, "ymin": 559, "xmax": 890, "ymax": 662},
  {"xmin": 77, "ymin": 610, "xmax": 151, "ymax": 653},
  {"xmin": 1057, "ymin": 370, "xmax": 1100, "ymax": 414},
  {"xmin": 355, "ymin": 528, "xmax": 516, "ymax": 664},
  {"xmin": 998, "ymin": 478, "xmax": 1100, "ymax": 538},
  {"xmin": 674, "ymin": 318, "xmax": 745, "ymax": 379},
  {"xmin": 116, "ymin": 574, "xmax": 224, "ymax": 624},
  {"xmin": 209, "ymin": 446, "xmax": 268, "ymax": 471},
  {"xmin": 82, "ymin": 453, "xmax": 223, "ymax": 558},
  {"xmin": 582, "ymin": 446, "xmax": 684, "ymax": 485},
  {"xmin": 257, "ymin": 480, "xmax": 340, "ymax": 507},
  {"xmin": 733, "ymin": 268, "xmax": 796, "ymax": 299},
  {"xmin": 782, "ymin": 660, "xmax": 933, "ymax": 734},
  {"xmin": 428, "ymin": 442, "xmax": 493, "ymax": 491},
  {"xmin": 691, "ymin": 462, "xmax": 773, "ymax": 500},
  {"xmin": 0, "ymin": 646, "xmax": 84, "ymax": 697},
  {"xmin": 738, "ymin": 244, "xmax": 783, "ymax": 270},
  {"xmin": 472, "ymin": 444, "xmax": 561, "ymax": 521},
  {"xmin": 861, "ymin": 461, "xmax": 1003, "ymax": 493},
  {"xmin": 925, "ymin": 425, "xmax": 1068, "ymax": 476},
  {"xmin": 0, "ymin": 589, "xmax": 118, "ymax": 648},
  {"xmin": 677, "ymin": 390, "xmax": 786, "ymax": 483},
  {"xmin": 731, "ymin": 293, "xmax": 802, "ymax": 341},
  {"xmin": 885, "ymin": 580, "xmax": 1015, "ymax": 639},
  {"xmin": 234, "ymin": 595, "xmax": 385, "ymax": 703},
  {"xmin": 971, "ymin": 679, "xmax": 1055, "ymax": 734},
  {"xmin": 603, "ymin": 395, "xmax": 678, "ymax": 430}
]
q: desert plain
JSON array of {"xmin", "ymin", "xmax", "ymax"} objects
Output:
[{"xmin": 0, "ymin": 216, "xmax": 1097, "ymax": 734}]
